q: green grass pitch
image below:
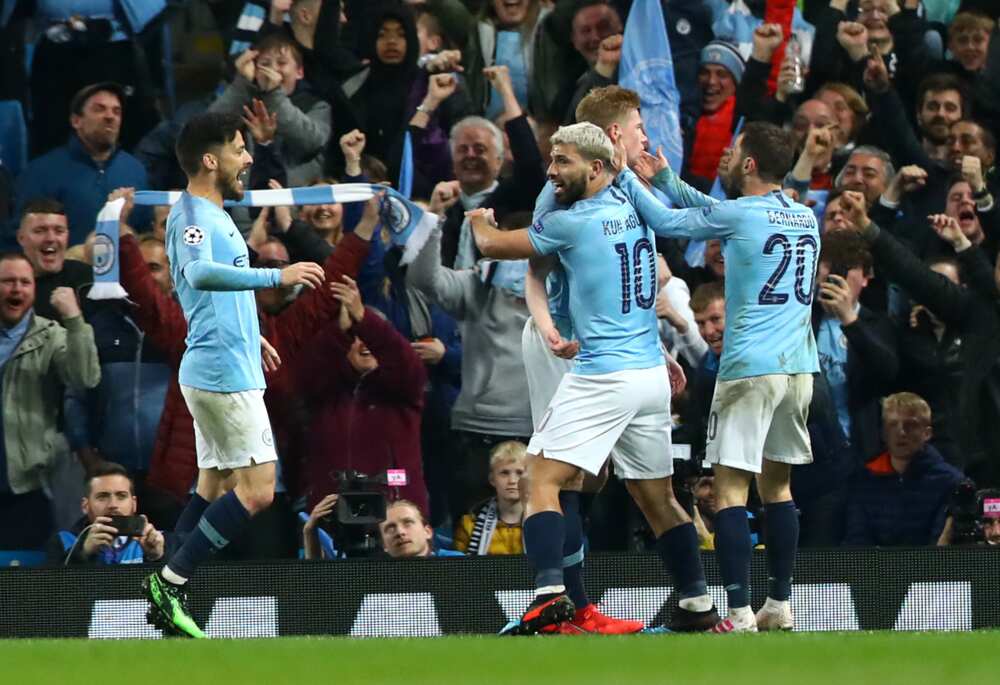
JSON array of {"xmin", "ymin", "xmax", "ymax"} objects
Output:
[{"xmin": 3, "ymin": 631, "xmax": 998, "ymax": 684}]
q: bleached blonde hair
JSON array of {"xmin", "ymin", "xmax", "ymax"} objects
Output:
[{"xmin": 549, "ymin": 122, "xmax": 614, "ymax": 167}]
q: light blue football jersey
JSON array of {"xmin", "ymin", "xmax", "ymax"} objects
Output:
[
  {"xmin": 531, "ymin": 182, "xmax": 575, "ymax": 339},
  {"xmin": 166, "ymin": 192, "xmax": 277, "ymax": 393},
  {"xmin": 617, "ymin": 168, "xmax": 820, "ymax": 382},
  {"xmin": 527, "ymin": 183, "xmax": 663, "ymax": 375}
]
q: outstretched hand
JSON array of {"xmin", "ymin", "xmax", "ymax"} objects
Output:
[
  {"xmin": 280, "ymin": 261, "xmax": 325, "ymax": 289},
  {"xmin": 633, "ymin": 147, "xmax": 669, "ymax": 181}
]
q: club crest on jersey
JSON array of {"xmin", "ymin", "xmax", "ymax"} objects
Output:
[{"xmin": 183, "ymin": 226, "xmax": 205, "ymax": 246}]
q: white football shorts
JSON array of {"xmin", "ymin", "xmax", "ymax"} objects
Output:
[
  {"xmin": 527, "ymin": 365, "xmax": 673, "ymax": 480},
  {"xmin": 705, "ymin": 373, "xmax": 814, "ymax": 473},
  {"xmin": 180, "ymin": 385, "xmax": 279, "ymax": 470}
]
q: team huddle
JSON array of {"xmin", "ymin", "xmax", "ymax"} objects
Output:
[{"xmin": 143, "ymin": 86, "xmax": 829, "ymax": 638}]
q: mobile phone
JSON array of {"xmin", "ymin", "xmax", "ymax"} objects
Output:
[{"xmin": 108, "ymin": 515, "xmax": 146, "ymax": 538}]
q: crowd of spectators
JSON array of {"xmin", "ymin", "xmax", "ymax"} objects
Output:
[{"xmin": 2, "ymin": 0, "xmax": 1000, "ymax": 566}]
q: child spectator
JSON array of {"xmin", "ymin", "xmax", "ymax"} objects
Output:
[
  {"xmin": 210, "ymin": 33, "xmax": 331, "ymax": 186},
  {"xmin": 454, "ymin": 441, "xmax": 526, "ymax": 555}
]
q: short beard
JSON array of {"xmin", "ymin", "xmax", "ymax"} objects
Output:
[
  {"xmin": 560, "ymin": 174, "xmax": 588, "ymax": 205},
  {"xmin": 218, "ymin": 172, "xmax": 244, "ymax": 201},
  {"xmin": 722, "ymin": 166, "xmax": 743, "ymax": 199},
  {"xmin": 922, "ymin": 119, "xmax": 950, "ymax": 145}
]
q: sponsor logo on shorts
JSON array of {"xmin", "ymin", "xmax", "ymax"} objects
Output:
[{"xmin": 262, "ymin": 429, "xmax": 273, "ymax": 447}]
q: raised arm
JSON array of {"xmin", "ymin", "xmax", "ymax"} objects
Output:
[
  {"xmin": 466, "ymin": 208, "xmax": 538, "ymax": 260},
  {"xmin": 174, "ymin": 216, "xmax": 324, "ymax": 292},
  {"xmin": 639, "ymin": 150, "xmax": 718, "ymax": 209},
  {"xmin": 616, "ymin": 168, "xmax": 732, "ymax": 240},
  {"xmin": 842, "ymin": 191, "xmax": 973, "ymax": 325},
  {"xmin": 406, "ymin": 217, "xmax": 474, "ymax": 319}
]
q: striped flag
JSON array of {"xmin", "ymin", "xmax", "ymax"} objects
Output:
[
  {"xmin": 89, "ymin": 184, "xmax": 438, "ymax": 300},
  {"xmin": 619, "ymin": 0, "xmax": 684, "ymax": 174}
]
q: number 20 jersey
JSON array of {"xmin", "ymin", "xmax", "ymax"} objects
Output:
[
  {"xmin": 704, "ymin": 193, "xmax": 820, "ymax": 381},
  {"xmin": 618, "ymin": 170, "xmax": 820, "ymax": 382},
  {"xmin": 527, "ymin": 184, "xmax": 663, "ymax": 376}
]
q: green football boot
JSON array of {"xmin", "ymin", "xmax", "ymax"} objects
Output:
[{"xmin": 142, "ymin": 572, "xmax": 205, "ymax": 639}]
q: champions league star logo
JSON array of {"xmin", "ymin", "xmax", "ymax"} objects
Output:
[
  {"xmin": 183, "ymin": 225, "xmax": 205, "ymax": 246},
  {"xmin": 381, "ymin": 195, "xmax": 412, "ymax": 236},
  {"xmin": 92, "ymin": 234, "xmax": 116, "ymax": 275}
]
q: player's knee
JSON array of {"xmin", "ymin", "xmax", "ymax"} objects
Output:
[
  {"xmin": 757, "ymin": 462, "xmax": 792, "ymax": 503},
  {"xmin": 756, "ymin": 477, "xmax": 792, "ymax": 504},
  {"xmin": 240, "ymin": 487, "xmax": 274, "ymax": 515}
]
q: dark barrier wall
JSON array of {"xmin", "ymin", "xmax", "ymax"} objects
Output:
[{"xmin": 2, "ymin": 549, "xmax": 998, "ymax": 638}]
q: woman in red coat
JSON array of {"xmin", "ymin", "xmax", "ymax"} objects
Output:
[{"xmin": 293, "ymin": 276, "xmax": 430, "ymax": 515}]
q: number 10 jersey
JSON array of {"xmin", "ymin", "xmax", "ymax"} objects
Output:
[{"xmin": 528, "ymin": 183, "xmax": 664, "ymax": 376}]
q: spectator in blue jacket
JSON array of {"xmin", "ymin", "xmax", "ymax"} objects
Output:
[
  {"xmin": 844, "ymin": 392, "xmax": 964, "ymax": 546},
  {"xmin": 10, "ymin": 82, "xmax": 149, "ymax": 248}
]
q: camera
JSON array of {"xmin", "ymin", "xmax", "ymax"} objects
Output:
[
  {"xmin": 320, "ymin": 471, "xmax": 391, "ymax": 558},
  {"xmin": 108, "ymin": 515, "xmax": 146, "ymax": 538},
  {"xmin": 947, "ymin": 478, "xmax": 982, "ymax": 545}
]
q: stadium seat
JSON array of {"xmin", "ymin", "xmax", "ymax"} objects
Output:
[{"xmin": 0, "ymin": 550, "xmax": 46, "ymax": 567}]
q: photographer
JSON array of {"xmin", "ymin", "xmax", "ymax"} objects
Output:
[
  {"xmin": 938, "ymin": 487, "xmax": 1000, "ymax": 546},
  {"xmin": 46, "ymin": 462, "xmax": 176, "ymax": 565},
  {"xmin": 302, "ymin": 497, "xmax": 461, "ymax": 559},
  {"xmin": 983, "ymin": 490, "xmax": 1000, "ymax": 546}
]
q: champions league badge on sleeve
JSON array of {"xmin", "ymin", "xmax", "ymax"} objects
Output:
[{"xmin": 183, "ymin": 226, "xmax": 205, "ymax": 246}]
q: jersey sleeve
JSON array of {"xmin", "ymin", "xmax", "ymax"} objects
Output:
[
  {"xmin": 615, "ymin": 168, "xmax": 737, "ymax": 241},
  {"xmin": 531, "ymin": 181, "xmax": 564, "ymax": 223},
  {"xmin": 526, "ymin": 210, "xmax": 574, "ymax": 256},
  {"xmin": 651, "ymin": 165, "xmax": 718, "ymax": 209},
  {"xmin": 171, "ymin": 219, "xmax": 213, "ymax": 275}
]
